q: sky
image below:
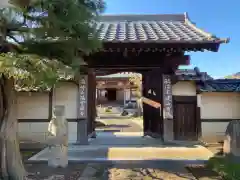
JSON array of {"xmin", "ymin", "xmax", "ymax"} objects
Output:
[{"xmin": 104, "ymin": 0, "xmax": 240, "ymax": 78}]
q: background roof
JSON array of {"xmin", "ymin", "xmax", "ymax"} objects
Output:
[{"xmin": 199, "ymin": 79, "xmax": 240, "ymax": 92}]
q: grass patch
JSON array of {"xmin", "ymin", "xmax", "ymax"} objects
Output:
[
  {"xmin": 21, "ymin": 150, "xmax": 40, "ymax": 161},
  {"xmin": 95, "ymin": 121, "xmax": 106, "ymax": 127},
  {"xmin": 186, "ymin": 165, "xmax": 222, "ymax": 180},
  {"xmin": 130, "ymin": 116, "xmax": 143, "ymax": 120},
  {"xmin": 22, "ymin": 151, "xmax": 34, "ymax": 156},
  {"xmin": 105, "ymin": 107, "xmax": 112, "ymax": 113},
  {"xmin": 206, "ymin": 156, "xmax": 240, "ymax": 180}
]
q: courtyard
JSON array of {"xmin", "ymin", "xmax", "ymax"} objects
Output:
[{"xmin": 21, "ymin": 105, "xmax": 224, "ymax": 180}]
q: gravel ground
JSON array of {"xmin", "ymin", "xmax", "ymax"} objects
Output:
[
  {"xmin": 21, "ymin": 151, "xmax": 86, "ymax": 180},
  {"xmin": 79, "ymin": 161, "xmax": 196, "ymax": 180},
  {"xmin": 25, "ymin": 163, "xmax": 87, "ymax": 180}
]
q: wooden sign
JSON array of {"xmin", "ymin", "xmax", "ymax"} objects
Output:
[
  {"xmin": 142, "ymin": 97, "xmax": 161, "ymax": 109},
  {"xmin": 162, "ymin": 74, "xmax": 173, "ymax": 119},
  {"xmin": 78, "ymin": 75, "xmax": 88, "ymax": 118}
]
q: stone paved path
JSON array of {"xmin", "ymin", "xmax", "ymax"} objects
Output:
[
  {"xmin": 79, "ymin": 161, "xmax": 197, "ymax": 180},
  {"xmin": 96, "ymin": 117, "xmax": 143, "ymax": 132},
  {"xmin": 96, "ymin": 103, "xmax": 143, "ymax": 133}
]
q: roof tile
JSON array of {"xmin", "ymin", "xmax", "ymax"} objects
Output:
[
  {"xmin": 95, "ymin": 14, "xmax": 222, "ymax": 43},
  {"xmin": 199, "ymin": 79, "xmax": 240, "ymax": 92}
]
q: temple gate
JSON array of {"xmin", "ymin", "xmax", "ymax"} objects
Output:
[{"xmin": 76, "ymin": 13, "xmax": 228, "ymax": 144}]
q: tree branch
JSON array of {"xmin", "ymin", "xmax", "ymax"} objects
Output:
[{"xmin": 7, "ymin": 34, "xmax": 21, "ymax": 45}]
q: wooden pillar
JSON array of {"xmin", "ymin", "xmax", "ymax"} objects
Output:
[
  {"xmin": 48, "ymin": 88, "xmax": 53, "ymax": 120},
  {"xmin": 148, "ymin": 69, "xmax": 163, "ymax": 138},
  {"xmin": 92, "ymin": 72, "xmax": 97, "ymax": 137},
  {"xmin": 87, "ymin": 68, "xmax": 96, "ymax": 138},
  {"xmin": 196, "ymin": 94, "xmax": 202, "ymax": 138},
  {"xmin": 123, "ymin": 88, "xmax": 126, "ymax": 106},
  {"xmin": 142, "ymin": 72, "xmax": 151, "ymax": 135}
]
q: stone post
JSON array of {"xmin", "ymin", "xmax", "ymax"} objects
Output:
[
  {"xmin": 223, "ymin": 120, "xmax": 240, "ymax": 162},
  {"xmin": 48, "ymin": 105, "xmax": 68, "ymax": 168}
]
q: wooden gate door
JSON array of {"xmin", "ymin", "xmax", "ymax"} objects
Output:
[
  {"xmin": 173, "ymin": 96, "xmax": 198, "ymax": 141},
  {"xmin": 142, "ymin": 70, "xmax": 163, "ymax": 138},
  {"xmin": 142, "ymin": 72, "xmax": 150, "ymax": 134}
]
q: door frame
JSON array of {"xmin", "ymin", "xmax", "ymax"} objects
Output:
[{"xmin": 173, "ymin": 96, "xmax": 201, "ymax": 140}]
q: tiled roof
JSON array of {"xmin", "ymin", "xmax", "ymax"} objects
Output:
[
  {"xmin": 96, "ymin": 72, "xmax": 141, "ymax": 79},
  {"xmin": 199, "ymin": 79, "xmax": 240, "ymax": 92},
  {"xmin": 96, "ymin": 67, "xmax": 212, "ymax": 81},
  {"xmin": 96, "ymin": 13, "xmax": 228, "ymax": 44},
  {"xmin": 176, "ymin": 68, "xmax": 213, "ymax": 81}
]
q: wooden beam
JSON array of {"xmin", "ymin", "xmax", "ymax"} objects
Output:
[
  {"xmin": 89, "ymin": 55, "xmax": 189, "ymax": 68},
  {"xmin": 102, "ymin": 42, "xmax": 220, "ymax": 52},
  {"xmin": 142, "ymin": 97, "xmax": 161, "ymax": 109},
  {"xmin": 48, "ymin": 88, "xmax": 53, "ymax": 120},
  {"xmin": 172, "ymin": 55, "xmax": 190, "ymax": 66},
  {"xmin": 87, "ymin": 51, "xmax": 189, "ymax": 69}
]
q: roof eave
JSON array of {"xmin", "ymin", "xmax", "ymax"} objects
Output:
[
  {"xmin": 101, "ymin": 41, "xmax": 221, "ymax": 52},
  {"xmin": 101, "ymin": 40, "xmax": 223, "ymax": 44},
  {"xmin": 184, "ymin": 12, "xmax": 230, "ymax": 45},
  {"xmin": 200, "ymin": 90, "xmax": 240, "ymax": 93}
]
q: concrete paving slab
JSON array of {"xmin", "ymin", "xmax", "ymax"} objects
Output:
[
  {"xmin": 29, "ymin": 132, "xmax": 213, "ymax": 162},
  {"xmin": 29, "ymin": 145, "xmax": 213, "ymax": 162}
]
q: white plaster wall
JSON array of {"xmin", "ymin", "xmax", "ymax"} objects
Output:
[
  {"xmin": 17, "ymin": 92, "xmax": 49, "ymax": 119},
  {"xmin": 97, "ymin": 89, "xmax": 107, "ymax": 103},
  {"xmin": 125, "ymin": 89, "xmax": 131, "ymax": 101},
  {"xmin": 53, "ymin": 82, "xmax": 78, "ymax": 119},
  {"xmin": 116, "ymin": 89, "xmax": 124, "ymax": 101},
  {"xmin": 172, "ymin": 81, "xmax": 196, "ymax": 96},
  {"xmin": 18, "ymin": 122, "xmax": 77, "ymax": 143},
  {"xmin": 201, "ymin": 92, "xmax": 240, "ymax": 119},
  {"xmin": 201, "ymin": 122, "xmax": 229, "ymax": 142},
  {"xmin": 200, "ymin": 92, "xmax": 240, "ymax": 142},
  {"xmin": 171, "ymin": 82, "xmax": 240, "ymax": 143},
  {"xmin": 18, "ymin": 82, "xmax": 78, "ymax": 143}
]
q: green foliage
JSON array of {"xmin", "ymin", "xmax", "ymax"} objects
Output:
[
  {"xmin": 129, "ymin": 73, "xmax": 142, "ymax": 98},
  {"xmin": 225, "ymin": 75, "xmax": 240, "ymax": 79},
  {"xmin": 206, "ymin": 156, "xmax": 240, "ymax": 180},
  {"xmin": 0, "ymin": 52, "xmax": 74, "ymax": 90},
  {"xmin": 0, "ymin": 0, "xmax": 105, "ymax": 86}
]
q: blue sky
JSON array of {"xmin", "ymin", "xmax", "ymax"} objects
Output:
[{"xmin": 104, "ymin": 0, "xmax": 239, "ymax": 78}]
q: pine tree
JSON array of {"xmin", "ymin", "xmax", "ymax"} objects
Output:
[{"xmin": 0, "ymin": 0, "xmax": 105, "ymax": 179}]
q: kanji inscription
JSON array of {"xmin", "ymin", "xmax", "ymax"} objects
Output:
[
  {"xmin": 162, "ymin": 74, "xmax": 173, "ymax": 119},
  {"xmin": 79, "ymin": 75, "xmax": 88, "ymax": 118}
]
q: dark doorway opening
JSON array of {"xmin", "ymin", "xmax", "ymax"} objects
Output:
[{"xmin": 106, "ymin": 88, "xmax": 117, "ymax": 101}]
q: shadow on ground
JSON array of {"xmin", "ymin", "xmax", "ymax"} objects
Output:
[
  {"xmin": 97, "ymin": 116, "xmax": 134, "ymax": 119},
  {"xmin": 80, "ymin": 161, "xmax": 197, "ymax": 179},
  {"xmin": 186, "ymin": 142, "xmax": 225, "ymax": 180},
  {"xmin": 22, "ymin": 141, "xmax": 216, "ymax": 179},
  {"xmin": 97, "ymin": 124, "xmax": 131, "ymax": 129}
]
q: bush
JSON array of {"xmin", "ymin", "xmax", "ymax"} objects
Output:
[
  {"xmin": 206, "ymin": 156, "xmax": 240, "ymax": 180},
  {"xmin": 105, "ymin": 107, "xmax": 112, "ymax": 112},
  {"xmin": 121, "ymin": 110, "xmax": 128, "ymax": 116}
]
